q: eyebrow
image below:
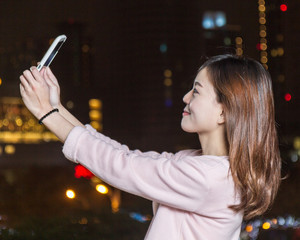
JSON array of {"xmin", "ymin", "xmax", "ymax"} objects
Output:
[{"xmin": 194, "ymin": 81, "xmax": 204, "ymax": 88}]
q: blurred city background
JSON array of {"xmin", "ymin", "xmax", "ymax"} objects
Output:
[{"xmin": 0, "ymin": 0, "xmax": 299, "ymax": 239}]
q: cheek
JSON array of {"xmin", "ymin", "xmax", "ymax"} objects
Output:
[{"xmin": 191, "ymin": 101, "xmax": 218, "ymax": 122}]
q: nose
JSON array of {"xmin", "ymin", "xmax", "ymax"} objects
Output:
[{"xmin": 183, "ymin": 90, "xmax": 192, "ymax": 104}]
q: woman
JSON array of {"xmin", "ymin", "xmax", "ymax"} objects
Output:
[{"xmin": 19, "ymin": 54, "xmax": 281, "ymax": 240}]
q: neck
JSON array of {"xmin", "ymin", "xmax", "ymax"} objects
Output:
[{"xmin": 198, "ymin": 128, "xmax": 228, "ymax": 156}]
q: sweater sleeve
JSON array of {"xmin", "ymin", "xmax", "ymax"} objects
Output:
[
  {"xmin": 63, "ymin": 126, "xmax": 210, "ymax": 212},
  {"xmin": 84, "ymin": 124, "xmax": 178, "ymax": 160}
]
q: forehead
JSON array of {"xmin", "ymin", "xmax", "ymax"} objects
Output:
[{"xmin": 194, "ymin": 68, "xmax": 212, "ymax": 89}]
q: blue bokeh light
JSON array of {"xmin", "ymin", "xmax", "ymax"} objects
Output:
[
  {"xmin": 202, "ymin": 13, "xmax": 215, "ymax": 29},
  {"xmin": 215, "ymin": 12, "xmax": 226, "ymax": 27},
  {"xmin": 164, "ymin": 98, "xmax": 173, "ymax": 107},
  {"xmin": 202, "ymin": 11, "xmax": 226, "ymax": 29},
  {"xmin": 160, "ymin": 43, "xmax": 168, "ymax": 53}
]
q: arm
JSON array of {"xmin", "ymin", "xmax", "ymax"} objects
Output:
[
  {"xmin": 63, "ymin": 126, "xmax": 211, "ymax": 212},
  {"xmin": 84, "ymin": 124, "xmax": 179, "ymax": 159},
  {"xmin": 19, "ymin": 67, "xmax": 75, "ymax": 142}
]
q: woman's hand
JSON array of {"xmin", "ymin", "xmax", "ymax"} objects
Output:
[
  {"xmin": 19, "ymin": 66, "xmax": 53, "ymax": 119},
  {"xmin": 43, "ymin": 67, "xmax": 61, "ymax": 108}
]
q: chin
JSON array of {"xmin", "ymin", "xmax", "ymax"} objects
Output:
[{"xmin": 181, "ymin": 122, "xmax": 195, "ymax": 133}]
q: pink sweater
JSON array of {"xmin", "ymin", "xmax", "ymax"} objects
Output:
[{"xmin": 63, "ymin": 125, "xmax": 243, "ymax": 240}]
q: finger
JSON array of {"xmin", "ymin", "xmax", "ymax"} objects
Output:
[
  {"xmin": 19, "ymin": 75, "xmax": 32, "ymax": 91},
  {"xmin": 46, "ymin": 67, "xmax": 59, "ymax": 86},
  {"xmin": 44, "ymin": 71, "xmax": 56, "ymax": 88},
  {"xmin": 19, "ymin": 82, "xmax": 29, "ymax": 97},
  {"xmin": 44, "ymin": 68, "xmax": 56, "ymax": 86},
  {"xmin": 30, "ymin": 66, "xmax": 44, "ymax": 83},
  {"xmin": 19, "ymin": 83, "xmax": 25, "ymax": 95},
  {"xmin": 39, "ymin": 67, "xmax": 46, "ymax": 76},
  {"xmin": 22, "ymin": 69, "xmax": 39, "ymax": 88}
]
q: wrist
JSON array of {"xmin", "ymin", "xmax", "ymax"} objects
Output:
[
  {"xmin": 38, "ymin": 108, "xmax": 59, "ymax": 125},
  {"xmin": 37, "ymin": 105, "xmax": 55, "ymax": 119},
  {"xmin": 57, "ymin": 103, "xmax": 68, "ymax": 115}
]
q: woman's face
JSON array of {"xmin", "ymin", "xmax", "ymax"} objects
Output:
[{"xmin": 181, "ymin": 68, "xmax": 224, "ymax": 135}]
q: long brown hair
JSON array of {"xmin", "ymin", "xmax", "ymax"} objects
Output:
[{"xmin": 200, "ymin": 54, "xmax": 281, "ymax": 220}]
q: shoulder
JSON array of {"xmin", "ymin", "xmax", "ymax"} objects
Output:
[{"xmin": 176, "ymin": 150, "xmax": 229, "ymax": 170}]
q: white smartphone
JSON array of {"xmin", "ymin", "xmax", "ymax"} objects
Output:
[{"xmin": 37, "ymin": 34, "xmax": 67, "ymax": 71}]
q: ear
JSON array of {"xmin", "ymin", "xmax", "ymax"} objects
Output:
[{"xmin": 217, "ymin": 109, "xmax": 225, "ymax": 124}]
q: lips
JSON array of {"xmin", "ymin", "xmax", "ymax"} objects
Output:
[{"xmin": 182, "ymin": 108, "xmax": 190, "ymax": 116}]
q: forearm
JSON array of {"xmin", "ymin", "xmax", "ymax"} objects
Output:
[
  {"xmin": 57, "ymin": 104, "xmax": 85, "ymax": 128},
  {"xmin": 41, "ymin": 110, "xmax": 75, "ymax": 143}
]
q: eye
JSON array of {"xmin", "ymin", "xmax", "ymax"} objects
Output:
[{"xmin": 192, "ymin": 88, "xmax": 199, "ymax": 94}]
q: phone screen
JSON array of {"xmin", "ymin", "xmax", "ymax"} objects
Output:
[
  {"xmin": 37, "ymin": 35, "xmax": 67, "ymax": 71},
  {"xmin": 43, "ymin": 40, "xmax": 65, "ymax": 67}
]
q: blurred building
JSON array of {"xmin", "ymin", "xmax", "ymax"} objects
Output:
[
  {"xmin": 0, "ymin": 0, "xmax": 298, "ymax": 168},
  {"xmin": 266, "ymin": 0, "xmax": 299, "ymax": 136}
]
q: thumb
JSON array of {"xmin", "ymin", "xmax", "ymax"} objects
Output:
[
  {"xmin": 44, "ymin": 71, "xmax": 56, "ymax": 88},
  {"xmin": 46, "ymin": 67, "xmax": 59, "ymax": 86}
]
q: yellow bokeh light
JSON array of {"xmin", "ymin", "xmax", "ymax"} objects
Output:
[
  {"xmin": 82, "ymin": 44, "xmax": 90, "ymax": 53},
  {"xmin": 259, "ymin": 17, "xmax": 266, "ymax": 25},
  {"xmin": 89, "ymin": 110, "xmax": 102, "ymax": 121},
  {"xmin": 164, "ymin": 78, "xmax": 173, "ymax": 87},
  {"xmin": 90, "ymin": 121, "xmax": 103, "ymax": 131},
  {"xmin": 245, "ymin": 224, "xmax": 253, "ymax": 233},
  {"xmin": 271, "ymin": 218, "xmax": 278, "ymax": 225},
  {"xmin": 0, "ymin": 77, "xmax": 2, "ymax": 86},
  {"xmin": 79, "ymin": 217, "xmax": 88, "ymax": 224},
  {"xmin": 294, "ymin": 137, "xmax": 300, "ymax": 150},
  {"xmin": 96, "ymin": 184, "xmax": 108, "ymax": 194},
  {"xmin": 258, "ymin": 0, "xmax": 265, "ymax": 5},
  {"xmin": 262, "ymin": 222, "xmax": 271, "ymax": 230},
  {"xmin": 261, "ymin": 56, "xmax": 268, "ymax": 64},
  {"xmin": 5, "ymin": 145, "xmax": 16, "ymax": 155},
  {"xmin": 111, "ymin": 199, "xmax": 120, "ymax": 213},
  {"xmin": 89, "ymin": 99, "xmax": 102, "ymax": 110},
  {"xmin": 164, "ymin": 69, "xmax": 172, "ymax": 78},
  {"xmin": 277, "ymin": 48, "xmax": 284, "ymax": 56},
  {"xmin": 258, "ymin": 5, "xmax": 266, "ymax": 12},
  {"xmin": 3, "ymin": 119, "xmax": 9, "ymax": 126},
  {"xmin": 271, "ymin": 49, "xmax": 278, "ymax": 57},
  {"xmin": 260, "ymin": 30, "xmax": 267, "ymax": 38},
  {"xmin": 235, "ymin": 37, "xmax": 243, "ymax": 44},
  {"xmin": 15, "ymin": 118, "xmax": 23, "ymax": 127},
  {"xmin": 66, "ymin": 189, "xmax": 76, "ymax": 199},
  {"xmin": 260, "ymin": 43, "xmax": 267, "ymax": 51},
  {"xmin": 236, "ymin": 48, "xmax": 243, "ymax": 56},
  {"xmin": 66, "ymin": 101, "xmax": 74, "ymax": 109}
]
